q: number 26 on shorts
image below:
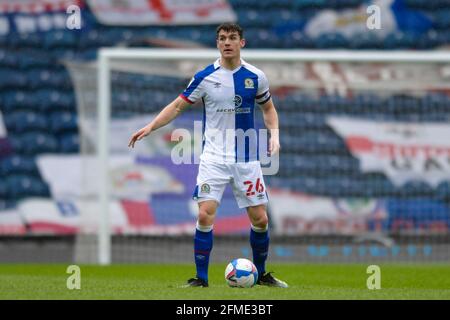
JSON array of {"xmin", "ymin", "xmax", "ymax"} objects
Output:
[{"xmin": 244, "ymin": 178, "xmax": 264, "ymax": 197}]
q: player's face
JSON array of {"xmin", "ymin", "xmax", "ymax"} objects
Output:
[{"xmin": 217, "ymin": 30, "xmax": 245, "ymax": 59}]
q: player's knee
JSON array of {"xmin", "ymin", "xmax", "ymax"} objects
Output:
[
  {"xmin": 198, "ymin": 208, "xmax": 215, "ymax": 225},
  {"xmin": 253, "ymin": 214, "xmax": 269, "ymax": 229}
]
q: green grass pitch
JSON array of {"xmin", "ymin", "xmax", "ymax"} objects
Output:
[{"xmin": 0, "ymin": 264, "xmax": 449, "ymax": 300}]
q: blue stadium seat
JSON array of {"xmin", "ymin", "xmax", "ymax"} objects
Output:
[
  {"xmin": 328, "ymin": 0, "xmax": 364, "ymax": 8},
  {"xmin": 424, "ymin": 93, "xmax": 450, "ymax": 111},
  {"xmin": 0, "ymin": 156, "xmax": 38, "ymax": 176},
  {"xmin": 44, "ymin": 31, "xmax": 77, "ymax": 49},
  {"xmin": 292, "ymin": 0, "xmax": 324, "ymax": 9},
  {"xmin": 5, "ymin": 175, "xmax": 50, "ymax": 199},
  {"xmin": 13, "ymin": 133, "xmax": 59, "ymax": 155},
  {"xmin": 15, "ymin": 50, "xmax": 53, "ymax": 69},
  {"xmin": 2, "ymin": 91, "xmax": 36, "ymax": 112},
  {"xmin": 3, "ymin": 111, "xmax": 49, "ymax": 133},
  {"xmin": 280, "ymin": 112, "xmax": 327, "ymax": 129},
  {"xmin": 0, "ymin": 180, "xmax": 6, "ymax": 198},
  {"xmin": 0, "ymin": 50, "xmax": 18, "ymax": 68},
  {"xmin": 9, "ymin": 33, "xmax": 43, "ymax": 48},
  {"xmin": 49, "ymin": 112, "xmax": 78, "ymax": 133},
  {"xmin": 0, "ymin": 69, "xmax": 27, "ymax": 89},
  {"xmin": 383, "ymin": 32, "xmax": 417, "ymax": 49},
  {"xmin": 281, "ymin": 154, "xmax": 359, "ymax": 175},
  {"xmin": 27, "ymin": 69, "xmax": 71, "ymax": 90},
  {"xmin": 230, "ymin": 0, "xmax": 264, "ymax": 9},
  {"xmin": 0, "ymin": 135, "xmax": 13, "ymax": 158},
  {"xmin": 79, "ymin": 29, "xmax": 120, "ymax": 49},
  {"xmin": 0, "ymin": 35, "xmax": 9, "ymax": 49},
  {"xmin": 33, "ymin": 90, "xmax": 76, "ymax": 112},
  {"xmin": 404, "ymin": 0, "xmax": 449, "ymax": 10},
  {"xmin": 282, "ymin": 93, "xmax": 325, "ymax": 112},
  {"xmin": 386, "ymin": 198, "xmax": 450, "ymax": 233},
  {"xmin": 398, "ymin": 181, "xmax": 435, "ymax": 198},
  {"xmin": 436, "ymin": 181, "xmax": 450, "ymax": 201},
  {"xmin": 59, "ymin": 133, "xmax": 79, "ymax": 153},
  {"xmin": 283, "ymin": 31, "xmax": 314, "ymax": 48},
  {"xmin": 415, "ymin": 30, "xmax": 441, "ymax": 49},
  {"xmin": 350, "ymin": 33, "xmax": 382, "ymax": 49},
  {"xmin": 434, "ymin": 10, "xmax": 450, "ymax": 28},
  {"xmin": 281, "ymin": 132, "xmax": 347, "ymax": 154},
  {"xmin": 315, "ymin": 33, "xmax": 349, "ymax": 49}
]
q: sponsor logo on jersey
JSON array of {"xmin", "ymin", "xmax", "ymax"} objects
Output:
[
  {"xmin": 235, "ymin": 107, "xmax": 251, "ymax": 114},
  {"xmin": 234, "ymin": 95, "xmax": 242, "ymax": 107},
  {"xmin": 244, "ymin": 78, "xmax": 254, "ymax": 89},
  {"xmin": 216, "ymin": 107, "xmax": 250, "ymax": 114}
]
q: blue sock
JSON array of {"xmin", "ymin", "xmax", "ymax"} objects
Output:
[
  {"xmin": 194, "ymin": 228, "xmax": 213, "ymax": 283},
  {"xmin": 250, "ymin": 227, "xmax": 269, "ymax": 278}
]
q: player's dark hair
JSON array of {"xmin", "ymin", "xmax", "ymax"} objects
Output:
[{"xmin": 216, "ymin": 23, "xmax": 244, "ymax": 39}]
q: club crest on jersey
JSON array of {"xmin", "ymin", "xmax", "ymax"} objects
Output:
[
  {"xmin": 234, "ymin": 95, "xmax": 242, "ymax": 107},
  {"xmin": 201, "ymin": 183, "xmax": 210, "ymax": 194},
  {"xmin": 244, "ymin": 78, "xmax": 254, "ymax": 89}
]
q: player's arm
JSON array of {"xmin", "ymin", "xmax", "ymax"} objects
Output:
[
  {"xmin": 259, "ymin": 98, "xmax": 280, "ymax": 156},
  {"xmin": 128, "ymin": 96, "xmax": 191, "ymax": 148}
]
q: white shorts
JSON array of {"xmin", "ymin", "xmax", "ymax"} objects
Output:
[{"xmin": 192, "ymin": 159, "xmax": 269, "ymax": 209}]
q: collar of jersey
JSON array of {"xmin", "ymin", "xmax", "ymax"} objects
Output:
[{"xmin": 214, "ymin": 58, "xmax": 247, "ymax": 73}]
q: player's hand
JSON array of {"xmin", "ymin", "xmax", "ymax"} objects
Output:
[
  {"xmin": 268, "ymin": 137, "xmax": 280, "ymax": 156},
  {"xmin": 128, "ymin": 125, "xmax": 152, "ymax": 148}
]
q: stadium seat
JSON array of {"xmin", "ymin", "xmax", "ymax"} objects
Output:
[
  {"xmin": 13, "ymin": 132, "xmax": 59, "ymax": 155},
  {"xmin": 79, "ymin": 29, "xmax": 111, "ymax": 49},
  {"xmin": 283, "ymin": 31, "xmax": 314, "ymax": 48},
  {"xmin": 434, "ymin": 10, "xmax": 450, "ymax": 28},
  {"xmin": 315, "ymin": 33, "xmax": 349, "ymax": 49},
  {"xmin": 279, "ymin": 112, "xmax": 326, "ymax": 130},
  {"xmin": 3, "ymin": 112, "xmax": 49, "ymax": 133},
  {"xmin": 27, "ymin": 69, "xmax": 71, "ymax": 90},
  {"xmin": 383, "ymin": 32, "xmax": 417, "ymax": 49},
  {"xmin": 43, "ymin": 31, "xmax": 77, "ymax": 49},
  {"xmin": 34, "ymin": 90, "xmax": 76, "ymax": 112},
  {"xmin": 436, "ymin": 182, "xmax": 450, "ymax": 201},
  {"xmin": 49, "ymin": 112, "xmax": 78, "ymax": 133},
  {"xmin": 0, "ymin": 180, "xmax": 6, "ymax": 198},
  {"xmin": 0, "ymin": 50, "xmax": 17, "ymax": 68},
  {"xmin": 0, "ymin": 156, "xmax": 38, "ymax": 176},
  {"xmin": 9, "ymin": 33, "xmax": 43, "ymax": 48},
  {"xmin": 58, "ymin": 133, "xmax": 80, "ymax": 153},
  {"xmin": 349, "ymin": 33, "xmax": 383, "ymax": 49},
  {"xmin": 5, "ymin": 175, "xmax": 50, "ymax": 199},
  {"xmin": 0, "ymin": 69, "xmax": 27, "ymax": 89},
  {"xmin": 404, "ymin": 0, "xmax": 449, "ymax": 10},
  {"xmin": 398, "ymin": 181, "xmax": 435, "ymax": 198},
  {"xmin": 15, "ymin": 50, "xmax": 53, "ymax": 69},
  {"xmin": 2, "ymin": 91, "xmax": 36, "ymax": 113}
]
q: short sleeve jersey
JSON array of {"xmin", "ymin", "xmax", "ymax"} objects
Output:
[{"xmin": 180, "ymin": 58, "xmax": 271, "ymax": 163}]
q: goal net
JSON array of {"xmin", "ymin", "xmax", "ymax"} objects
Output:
[{"xmin": 66, "ymin": 49, "xmax": 450, "ymax": 264}]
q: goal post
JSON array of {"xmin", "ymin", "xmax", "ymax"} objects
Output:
[{"xmin": 68, "ymin": 48, "xmax": 450, "ymax": 265}]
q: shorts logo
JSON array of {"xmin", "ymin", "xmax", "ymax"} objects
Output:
[
  {"xmin": 245, "ymin": 78, "xmax": 254, "ymax": 89},
  {"xmin": 234, "ymin": 95, "xmax": 242, "ymax": 107},
  {"xmin": 201, "ymin": 183, "xmax": 210, "ymax": 194},
  {"xmin": 257, "ymin": 194, "xmax": 265, "ymax": 200}
]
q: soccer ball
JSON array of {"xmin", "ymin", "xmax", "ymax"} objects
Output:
[{"xmin": 224, "ymin": 258, "xmax": 258, "ymax": 288}]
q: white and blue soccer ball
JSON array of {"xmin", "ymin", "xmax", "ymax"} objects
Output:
[{"xmin": 224, "ymin": 258, "xmax": 258, "ymax": 288}]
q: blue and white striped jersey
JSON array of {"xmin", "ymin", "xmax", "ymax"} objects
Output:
[{"xmin": 180, "ymin": 58, "xmax": 271, "ymax": 163}]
